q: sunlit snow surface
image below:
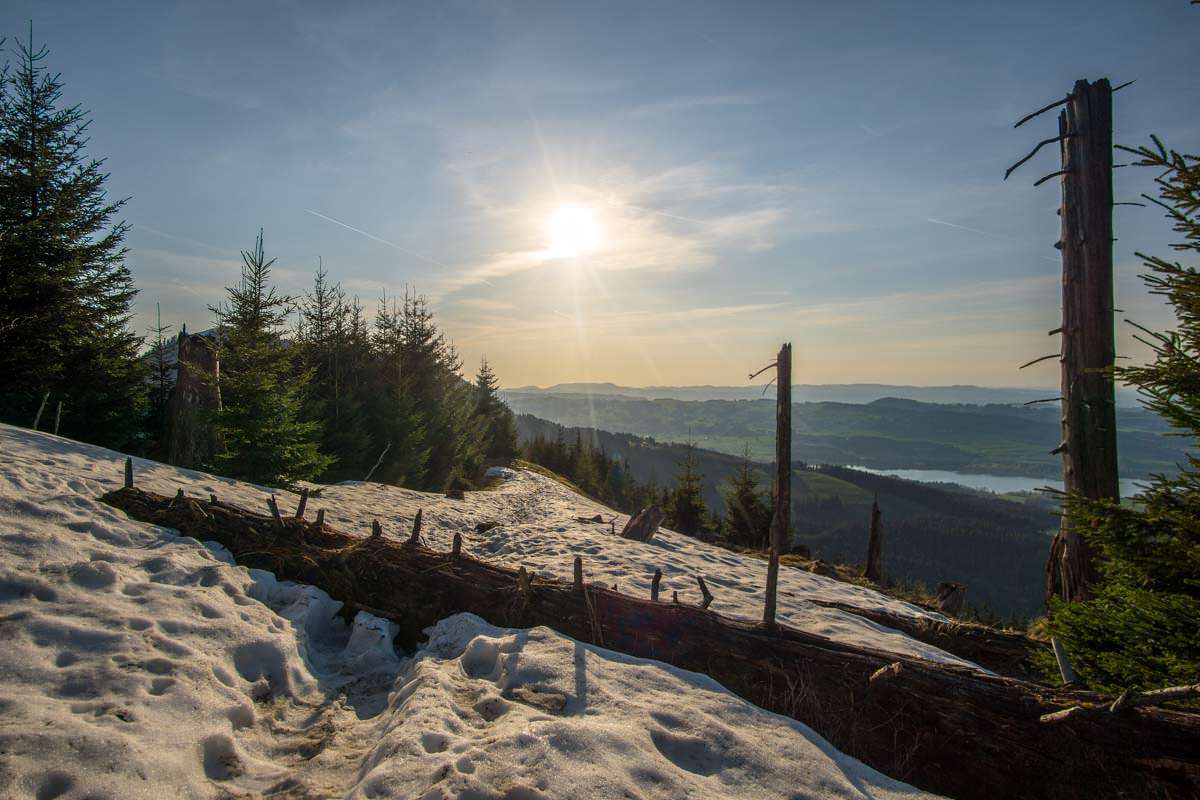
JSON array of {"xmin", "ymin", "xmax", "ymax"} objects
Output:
[{"xmin": 0, "ymin": 424, "xmax": 942, "ymax": 798}]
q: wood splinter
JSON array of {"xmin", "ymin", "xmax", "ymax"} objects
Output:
[
  {"xmin": 452, "ymin": 532, "xmax": 462, "ymax": 559},
  {"xmin": 696, "ymin": 575, "xmax": 714, "ymax": 609},
  {"xmin": 371, "ymin": 519, "xmax": 383, "ymax": 539},
  {"xmin": 573, "ymin": 556, "xmax": 583, "ymax": 590},
  {"xmin": 1040, "ymin": 706, "xmax": 1084, "ymax": 724},
  {"xmin": 869, "ymin": 661, "xmax": 904, "ymax": 687},
  {"xmin": 294, "ymin": 488, "xmax": 309, "ymax": 519},
  {"xmin": 651, "ymin": 569, "xmax": 662, "ymax": 601},
  {"xmin": 315, "ymin": 508, "xmax": 325, "ymax": 528},
  {"xmin": 168, "ymin": 488, "xmax": 185, "ymax": 508},
  {"xmin": 408, "ymin": 509, "xmax": 423, "ymax": 546},
  {"xmin": 123, "ymin": 457, "xmax": 133, "ymax": 489}
]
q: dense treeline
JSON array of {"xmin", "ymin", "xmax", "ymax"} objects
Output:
[
  {"xmin": 180, "ymin": 233, "xmax": 520, "ymax": 491},
  {"xmin": 0, "ymin": 37, "xmax": 516, "ymax": 493}
]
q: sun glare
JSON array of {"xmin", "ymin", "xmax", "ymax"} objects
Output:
[{"xmin": 545, "ymin": 203, "xmax": 601, "ymax": 258}]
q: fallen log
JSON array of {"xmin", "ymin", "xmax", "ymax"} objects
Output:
[
  {"xmin": 802, "ymin": 597, "xmax": 1037, "ymax": 679},
  {"xmin": 98, "ymin": 486, "xmax": 1200, "ymax": 800}
]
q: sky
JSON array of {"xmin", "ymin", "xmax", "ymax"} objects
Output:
[{"xmin": 2, "ymin": 1, "xmax": 1198, "ymax": 389}]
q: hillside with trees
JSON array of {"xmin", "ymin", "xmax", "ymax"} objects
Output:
[{"xmin": 516, "ymin": 414, "xmax": 1055, "ymax": 619}]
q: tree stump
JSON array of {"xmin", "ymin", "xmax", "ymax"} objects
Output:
[
  {"xmin": 935, "ymin": 582, "xmax": 967, "ymax": 617},
  {"xmin": 619, "ymin": 505, "xmax": 664, "ymax": 542}
]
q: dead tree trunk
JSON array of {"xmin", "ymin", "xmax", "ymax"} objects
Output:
[
  {"xmin": 166, "ymin": 327, "xmax": 223, "ymax": 469},
  {"xmin": 1046, "ymin": 79, "xmax": 1119, "ymax": 606},
  {"xmin": 763, "ymin": 342, "xmax": 791, "ymax": 629},
  {"xmin": 864, "ymin": 494, "xmax": 882, "ymax": 583}
]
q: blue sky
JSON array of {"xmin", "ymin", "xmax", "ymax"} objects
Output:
[{"xmin": 3, "ymin": 1, "xmax": 1197, "ymax": 387}]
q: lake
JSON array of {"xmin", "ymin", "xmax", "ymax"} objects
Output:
[{"xmin": 842, "ymin": 466, "xmax": 1147, "ymax": 498}]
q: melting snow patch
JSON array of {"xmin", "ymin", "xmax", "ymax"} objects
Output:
[{"xmin": 0, "ymin": 423, "xmax": 943, "ymax": 798}]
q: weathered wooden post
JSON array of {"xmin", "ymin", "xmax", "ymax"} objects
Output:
[
  {"xmin": 124, "ymin": 457, "xmax": 133, "ymax": 490},
  {"xmin": 32, "ymin": 391, "xmax": 49, "ymax": 430},
  {"xmin": 763, "ymin": 342, "xmax": 792, "ymax": 629},
  {"xmin": 408, "ymin": 509, "xmax": 423, "ymax": 546},
  {"xmin": 267, "ymin": 496, "xmax": 284, "ymax": 529},
  {"xmin": 53, "ymin": 400, "xmax": 62, "ymax": 435},
  {"xmin": 294, "ymin": 488, "xmax": 309, "ymax": 519},
  {"xmin": 1008, "ymin": 79, "xmax": 1121, "ymax": 607},
  {"xmin": 864, "ymin": 494, "xmax": 883, "ymax": 583}
]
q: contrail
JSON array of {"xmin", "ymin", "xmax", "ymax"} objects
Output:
[
  {"xmin": 928, "ymin": 217, "xmax": 1060, "ymax": 262},
  {"xmin": 303, "ymin": 209, "xmax": 450, "ymax": 269},
  {"xmin": 133, "ymin": 223, "xmax": 229, "ymax": 254},
  {"xmin": 926, "ymin": 217, "xmax": 998, "ymax": 237}
]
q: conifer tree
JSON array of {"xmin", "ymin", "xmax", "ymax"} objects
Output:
[
  {"xmin": 1047, "ymin": 136, "xmax": 1200, "ymax": 690},
  {"xmin": 144, "ymin": 304, "xmax": 174, "ymax": 457},
  {"xmin": 0, "ymin": 34, "xmax": 146, "ymax": 448},
  {"xmin": 368, "ymin": 291, "xmax": 431, "ymax": 486},
  {"xmin": 723, "ymin": 447, "xmax": 771, "ymax": 548},
  {"xmin": 297, "ymin": 265, "xmax": 369, "ymax": 480},
  {"xmin": 474, "ymin": 357, "xmax": 517, "ymax": 458},
  {"xmin": 207, "ymin": 231, "xmax": 330, "ymax": 487},
  {"xmin": 667, "ymin": 442, "xmax": 710, "ymax": 536}
]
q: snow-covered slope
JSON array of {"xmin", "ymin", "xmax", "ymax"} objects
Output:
[{"xmin": 0, "ymin": 424, "xmax": 943, "ymax": 798}]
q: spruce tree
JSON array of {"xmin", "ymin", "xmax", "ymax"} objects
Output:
[
  {"xmin": 667, "ymin": 442, "xmax": 710, "ymax": 536},
  {"xmin": 0, "ymin": 34, "xmax": 146, "ymax": 448},
  {"xmin": 368, "ymin": 291, "xmax": 431, "ymax": 486},
  {"xmin": 1046, "ymin": 136, "xmax": 1200, "ymax": 690},
  {"xmin": 723, "ymin": 448, "xmax": 771, "ymax": 549},
  {"xmin": 297, "ymin": 265, "xmax": 369, "ymax": 480},
  {"xmin": 144, "ymin": 304, "xmax": 174, "ymax": 458},
  {"xmin": 207, "ymin": 231, "xmax": 331, "ymax": 487},
  {"xmin": 474, "ymin": 357, "xmax": 517, "ymax": 458}
]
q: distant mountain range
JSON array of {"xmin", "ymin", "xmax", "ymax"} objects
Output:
[
  {"xmin": 503, "ymin": 393, "xmax": 1182, "ymax": 479},
  {"xmin": 506, "ymin": 382, "xmax": 1144, "ymax": 407}
]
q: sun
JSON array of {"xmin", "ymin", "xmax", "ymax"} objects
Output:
[{"xmin": 545, "ymin": 203, "xmax": 601, "ymax": 258}]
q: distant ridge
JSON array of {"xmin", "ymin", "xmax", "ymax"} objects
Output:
[{"xmin": 505, "ymin": 382, "xmax": 1142, "ymax": 407}]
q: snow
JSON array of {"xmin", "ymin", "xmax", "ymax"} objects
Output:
[{"xmin": 0, "ymin": 423, "xmax": 943, "ymax": 798}]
